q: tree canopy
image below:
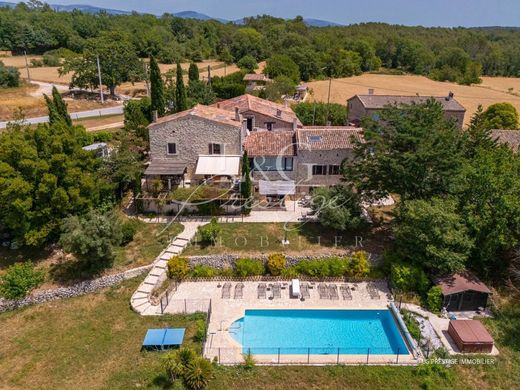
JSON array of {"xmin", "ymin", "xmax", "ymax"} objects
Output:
[{"xmin": 483, "ymin": 102, "xmax": 519, "ymax": 130}]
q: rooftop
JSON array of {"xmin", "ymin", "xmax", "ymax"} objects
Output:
[
  {"xmin": 213, "ymin": 94, "xmax": 302, "ymax": 126},
  {"xmin": 243, "ymin": 73, "xmax": 272, "ymax": 82},
  {"xmin": 244, "ymin": 130, "xmax": 296, "ymax": 156},
  {"xmin": 435, "ymin": 272, "xmax": 491, "ymax": 295},
  {"xmin": 148, "ymin": 104, "xmax": 241, "ymax": 128},
  {"xmin": 349, "ymin": 94, "xmax": 466, "ymax": 112},
  {"xmin": 491, "ymin": 129, "xmax": 520, "ymax": 151},
  {"xmin": 297, "ymin": 127, "xmax": 364, "ymax": 151}
]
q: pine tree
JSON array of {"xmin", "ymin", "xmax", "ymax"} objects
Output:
[
  {"xmin": 175, "ymin": 61, "xmax": 187, "ymax": 112},
  {"xmin": 51, "ymin": 86, "xmax": 72, "ymax": 126},
  {"xmin": 44, "ymin": 94, "xmax": 62, "ymax": 125},
  {"xmin": 149, "ymin": 56, "xmax": 165, "ymax": 117},
  {"xmin": 240, "ymin": 150, "xmax": 252, "ymax": 215},
  {"xmin": 188, "ymin": 63, "xmax": 199, "ymax": 83}
]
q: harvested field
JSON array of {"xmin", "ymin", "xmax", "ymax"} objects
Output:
[
  {"xmin": 307, "ymin": 73, "xmax": 520, "ymax": 125},
  {"xmin": 0, "ymin": 55, "xmax": 42, "ymax": 68}
]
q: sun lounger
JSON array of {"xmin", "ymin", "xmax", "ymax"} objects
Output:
[
  {"xmin": 291, "ymin": 279, "xmax": 301, "ymax": 298},
  {"xmin": 234, "ymin": 283, "xmax": 244, "ymax": 299},
  {"xmin": 272, "ymin": 283, "xmax": 281, "ymax": 299},
  {"xmin": 301, "ymin": 283, "xmax": 310, "ymax": 299},
  {"xmin": 329, "ymin": 284, "xmax": 339, "ymax": 300},
  {"xmin": 258, "ymin": 283, "xmax": 266, "ymax": 299},
  {"xmin": 340, "ymin": 284, "xmax": 352, "ymax": 300},
  {"xmin": 367, "ymin": 282, "xmax": 380, "ymax": 300},
  {"xmin": 318, "ymin": 283, "xmax": 328, "ymax": 299},
  {"xmin": 221, "ymin": 282, "xmax": 232, "ymax": 299}
]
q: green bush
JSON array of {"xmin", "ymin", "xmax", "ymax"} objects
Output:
[
  {"xmin": 401, "ymin": 310, "xmax": 421, "ymax": 342},
  {"xmin": 281, "ymin": 266, "xmax": 299, "ymax": 278},
  {"xmin": 30, "ymin": 58, "xmax": 44, "ymax": 67},
  {"xmin": 92, "ymin": 131, "xmax": 113, "ymax": 143},
  {"xmin": 167, "ymin": 256, "xmax": 190, "ymax": 280},
  {"xmin": 0, "ymin": 262, "xmax": 45, "ymax": 299},
  {"xmin": 43, "ymin": 53, "xmax": 61, "ymax": 66},
  {"xmin": 426, "ymin": 286, "xmax": 443, "ymax": 313},
  {"xmin": 184, "ymin": 357, "xmax": 214, "ymax": 390},
  {"xmin": 235, "ymin": 258, "xmax": 264, "ymax": 277},
  {"xmin": 0, "ymin": 60, "xmax": 20, "ymax": 88},
  {"xmin": 390, "ymin": 262, "xmax": 430, "ymax": 295},
  {"xmin": 347, "ymin": 251, "xmax": 370, "ymax": 277},
  {"xmin": 121, "ymin": 220, "xmax": 139, "ymax": 245},
  {"xmin": 242, "ymin": 351, "xmax": 256, "ymax": 370},
  {"xmin": 266, "ymin": 253, "xmax": 286, "ymax": 276},
  {"xmin": 191, "ymin": 265, "xmax": 217, "ymax": 278},
  {"xmin": 197, "ymin": 217, "xmax": 221, "ymax": 244},
  {"xmin": 163, "ymin": 347, "xmax": 197, "ymax": 382},
  {"xmin": 193, "ymin": 319, "xmax": 206, "ymax": 342}
]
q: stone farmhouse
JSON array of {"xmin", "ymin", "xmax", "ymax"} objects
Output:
[{"xmin": 347, "ymin": 91, "xmax": 466, "ymax": 128}]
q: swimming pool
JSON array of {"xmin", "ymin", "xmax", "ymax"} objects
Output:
[{"xmin": 229, "ymin": 309, "xmax": 409, "ymax": 355}]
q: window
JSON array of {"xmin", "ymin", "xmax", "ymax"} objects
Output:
[
  {"xmin": 265, "ymin": 122, "xmax": 275, "ymax": 131},
  {"xmin": 328, "ymin": 165, "xmax": 341, "ymax": 175},
  {"xmin": 208, "ymin": 143, "xmax": 222, "ymax": 155},
  {"xmin": 312, "ymin": 165, "xmax": 327, "ymax": 175},
  {"xmin": 253, "ymin": 157, "xmax": 293, "ymax": 171},
  {"xmin": 167, "ymin": 143, "xmax": 177, "ymax": 154}
]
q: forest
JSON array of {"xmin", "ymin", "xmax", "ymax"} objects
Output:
[{"xmin": 1, "ymin": 2, "xmax": 520, "ymax": 86}]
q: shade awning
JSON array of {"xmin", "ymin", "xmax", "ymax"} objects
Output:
[
  {"xmin": 145, "ymin": 160, "xmax": 186, "ymax": 176},
  {"xmin": 195, "ymin": 155, "xmax": 241, "ymax": 176},
  {"xmin": 258, "ymin": 180, "xmax": 296, "ymax": 196}
]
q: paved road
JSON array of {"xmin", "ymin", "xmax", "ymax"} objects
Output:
[{"xmin": 0, "ymin": 105, "xmax": 124, "ymax": 129}]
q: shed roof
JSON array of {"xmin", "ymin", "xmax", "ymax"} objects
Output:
[
  {"xmin": 435, "ymin": 272, "xmax": 491, "ymax": 295},
  {"xmin": 243, "ymin": 73, "xmax": 272, "ymax": 82},
  {"xmin": 297, "ymin": 127, "xmax": 364, "ymax": 151},
  {"xmin": 348, "ymin": 94, "xmax": 466, "ymax": 112},
  {"xmin": 244, "ymin": 130, "xmax": 296, "ymax": 156},
  {"xmin": 449, "ymin": 320, "xmax": 494, "ymax": 344},
  {"xmin": 145, "ymin": 160, "xmax": 187, "ymax": 176},
  {"xmin": 491, "ymin": 129, "xmax": 520, "ymax": 152}
]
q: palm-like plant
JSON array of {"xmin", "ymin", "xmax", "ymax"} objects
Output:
[{"xmin": 183, "ymin": 357, "xmax": 214, "ymax": 390}]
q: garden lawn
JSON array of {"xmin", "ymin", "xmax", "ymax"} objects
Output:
[{"xmin": 183, "ymin": 222, "xmax": 387, "ymax": 256}]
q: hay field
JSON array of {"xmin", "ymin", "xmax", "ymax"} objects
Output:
[
  {"xmin": 307, "ymin": 74, "xmax": 520, "ymax": 125},
  {"xmin": 0, "ymin": 55, "xmax": 42, "ymax": 68}
]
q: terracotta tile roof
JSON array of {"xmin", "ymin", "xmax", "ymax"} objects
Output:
[
  {"xmin": 213, "ymin": 94, "xmax": 302, "ymax": 126},
  {"xmin": 435, "ymin": 272, "xmax": 492, "ymax": 295},
  {"xmin": 243, "ymin": 130, "xmax": 296, "ymax": 156},
  {"xmin": 296, "ymin": 126, "xmax": 364, "ymax": 151},
  {"xmin": 243, "ymin": 74, "xmax": 272, "ymax": 82},
  {"xmin": 491, "ymin": 129, "xmax": 520, "ymax": 151},
  {"xmin": 348, "ymin": 94, "xmax": 466, "ymax": 112},
  {"xmin": 148, "ymin": 104, "xmax": 241, "ymax": 128}
]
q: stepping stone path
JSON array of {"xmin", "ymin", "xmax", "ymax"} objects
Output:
[{"xmin": 130, "ymin": 222, "xmax": 207, "ymax": 315}]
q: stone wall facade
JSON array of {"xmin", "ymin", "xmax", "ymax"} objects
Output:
[
  {"xmin": 242, "ymin": 109, "xmax": 295, "ymax": 131},
  {"xmin": 296, "ymin": 149, "xmax": 353, "ymax": 189}
]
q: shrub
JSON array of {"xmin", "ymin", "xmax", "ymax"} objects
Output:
[
  {"xmin": 193, "ymin": 319, "xmax": 206, "ymax": 342},
  {"xmin": 167, "ymin": 256, "xmax": 190, "ymax": 280},
  {"xmin": 401, "ymin": 310, "xmax": 421, "ymax": 342},
  {"xmin": 0, "ymin": 262, "xmax": 45, "ymax": 299},
  {"xmin": 184, "ymin": 357, "xmax": 214, "ymax": 390},
  {"xmin": 347, "ymin": 251, "xmax": 370, "ymax": 277},
  {"xmin": 92, "ymin": 131, "xmax": 113, "ymax": 143},
  {"xmin": 235, "ymin": 258, "xmax": 264, "ymax": 277},
  {"xmin": 30, "ymin": 58, "xmax": 44, "ymax": 67},
  {"xmin": 191, "ymin": 265, "xmax": 217, "ymax": 278},
  {"xmin": 390, "ymin": 263, "xmax": 430, "ymax": 295},
  {"xmin": 242, "ymin": 351, "xmax": 256, "ymax": 370},
  {"xmin": 121, "ymin": 220, "xmax": 139, "ymax": 245},
  {"xmin": 266, "ymin": 253, "xmax": 286, "ymax": 276},
  {"xmin": 43, "ymin": 53, "xmax": 61, "ymax": 66},
  {"xmin": 197, "ymin": 217, "xmax": 221, "ymax": 245},
  {"xmin": 0, "ymin": 60, "xmax": 20, "ymax": 88},
  {"xmin": 281, "ymin": 266, "xmax": 299, "ymax": 278},
  {"xmin": 426, "ymin": 286, "xmax": 443, "ymax": 313},
  {"xmin": 163, "ymin": 347, "xmax": 197, "ymax": 382}
]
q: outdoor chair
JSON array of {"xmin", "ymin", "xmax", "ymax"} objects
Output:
[
  {"xmin": 258, "ymin": 283, "xmax": 267, "ymax": 299},
  {"xmin": 329, "ymin": 284, "xmax": 339, "ymax": 300},
  {"xmin": 367, "ymin": 282, "xmax": 380, "ymax": 300},
  {"xmin": 318, "ymin": 283, "xmax": 328, "ymax": 299},
  {"xmin": 272, "ymin": 283, "xmax": 281, "ymax": 299},
  {"xmin": 221, "ymin": 282, "xmax": 232, "ymax": 299},
  {"xmin": 234, "ymin": 283, "xmax": 244, "ymax": 299},
  {"xmin": 340, "ymin": 284, "xmax": 353, "ymax": 300},
  {"xmin": 301, "ymin": 283, "xmax": 311, "ymax": 299}
]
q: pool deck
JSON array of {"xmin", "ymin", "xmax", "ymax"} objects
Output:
[{"xmin": 163, "ymin": 280, "xmax": 419, "ymax": 365}]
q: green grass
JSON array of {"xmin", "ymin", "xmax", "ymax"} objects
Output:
[
  {"xmin": 0, "ymin": 278, "xmax": 518, "ymax": 389},
  {"xmin": 183, "ymin": 223, "xmax": 381, "ymax": 256}
]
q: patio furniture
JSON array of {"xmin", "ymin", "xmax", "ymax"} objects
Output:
[
  {"xmin": 221, "ymin": 282, "xmax": 232, "ymax": 299},
  {"xmin": 329, "ymin": 284, "xmax": 339, "ymax": 300},
  {"xmin": 258, "ymin": 283, "xmax": 267, "ymax": 299},
  {"xmin": 367, "ymin": 282, "xmax": 380, "ymax": 300},
  {"xmin": 318, "ymin": 283, "xmax": 328, "ymax": 299},
  {"xmin": 301, "ymin": 283, "xmax": 310, "ymax": 299},
  {"xmin": 291, "ymin": 279, "xmax": 301, "ymax": 298},
  {"xmin": 234, "ymin": 283, "xmax": 244, "ymax": 299},
  {"xmin": 272, "ymin": 283, "xmax": 281, "ymax": 299},
  {"xmin": 340, "ymin": 284, "xmax": 352, "ymax": 300}
]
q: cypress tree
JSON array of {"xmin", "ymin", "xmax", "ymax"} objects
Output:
[
  {"xmin": 149, "ymin": 56, "xmax": 165, "ymax": 117},
  {"xmin": 188, "ymin": 62, "xmax": 199, "ymax": 83},
  {"xmin": 44, "ymin": 94, "xmax": 61, "ymax": 125},
  {"xmin": 241, "ymin": 150, "xmax": 252, "ymax": 215},
  {"xmin": 51, "ymin": 86, "xmax": 72, "ymax": 126},
  {"xmin": 175, "ymin": 61, "xmax": 187, "ymax": 112}
]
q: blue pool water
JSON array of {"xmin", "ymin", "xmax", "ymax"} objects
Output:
[{"xmin": 229, "ymin": 309, "xmax": 409, "ymax": 355}]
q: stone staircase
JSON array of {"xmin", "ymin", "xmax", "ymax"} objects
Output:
[{"xmin": 130, "ymin": 221, "xmax": 207, "ymax": 315}]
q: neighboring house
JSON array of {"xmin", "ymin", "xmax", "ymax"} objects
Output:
[
  {"xmin": 491, "ymin": 129, "xmax": 520, "ymax": 152},
  {"xmin": 145, "ymin": 104, "xmax": 244, "ymax": 191},
  {"xmin": 213, "ymin": 94, "xmax": 302, "ymax": 131},
  {"xmin": 347, "ymin": 91, "xmax": 466, "ymax": 128},
  {"xmin": 82, "ymin": 142, "xmax": 109, "ymax": 158},
  {"xmin": 244, "ymin": 73, "xmax": 272, "ymax": 92}
]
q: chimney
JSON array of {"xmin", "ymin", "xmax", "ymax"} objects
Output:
[
  {"xmin": 292, "ymin": 117, "xmax": 298, "ymax": 131},
  {"xmin": 217, "ymin": 103, "xmax": 221, "ymax": 109},
  {"xmin": 446, "ymin": 91, "xmax": 454, "ymax": 101},
  {"xmin": 234, "ymin": 106, "xmax": 240, "ymax": 121},
  {"xmin": 152, "ymin": 110, "xmax": 158, "ymax": 122},
  {"xmin": 368, "ymin": 88, "xmax": 374, "ymax": 95},
  {"xmin": 284, "ymin": 99, "xmax": 289, "ymax": 108},
  {"xmin": 276, "ymin": 109, "xmax": 282, "ymax": 118}
]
